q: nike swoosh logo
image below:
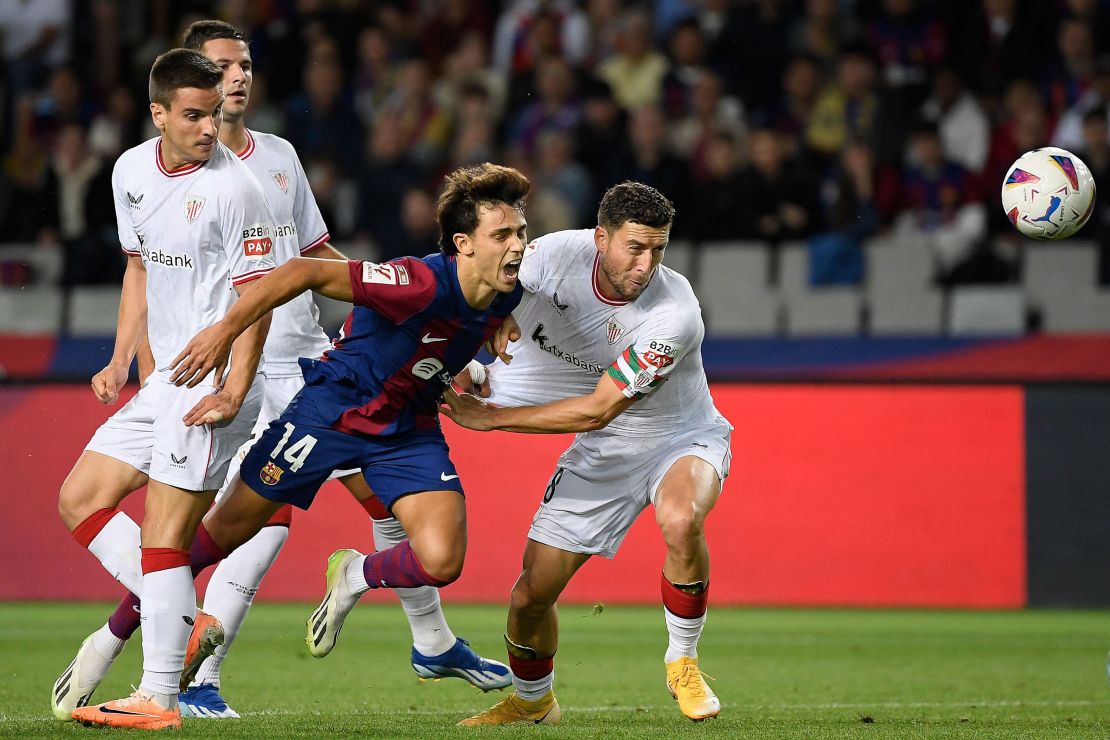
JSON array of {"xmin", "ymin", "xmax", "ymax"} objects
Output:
[
  {"xmin": 422, "ymin": 334, "xmax": 447, "ymax": 343},
  {"xmin": 98, "ymin": 707, "xmax": 163, "ymax": 717},
  {"xmin": 440, "ymin": 472, "xmax": 459, "ymax": 481}
]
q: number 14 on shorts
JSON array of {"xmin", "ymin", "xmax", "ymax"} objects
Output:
[{"xmin": 270, "ymin": 422, "xmax": 317, "ymax": 472}]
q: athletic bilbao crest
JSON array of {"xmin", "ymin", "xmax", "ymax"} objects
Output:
[
  {"xmin": 270, "ymin": 170, "xmax": 289, "ymax": 193},
  {"xmin": 184, "ymin": 195, "xmax": 206, "ymax": 223},
  {"xmin": 606, "ymin": 317, "xmax": 626, "ymax": 345},
  {"xmin": 260, "ymin": 461, "xmax": 284, "ymax": 486}
]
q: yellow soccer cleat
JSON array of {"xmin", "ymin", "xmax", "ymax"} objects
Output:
[
  {"xmin": 666, "ymin": 657, "xmax": 720, "ymax": 721},
  {"xmin": 71, "ymin": 688, "xmax": 181, "ymax": 730},
  {"xmin": 457, "ymin": 691, "xmax": 561, "ymax": 726}
]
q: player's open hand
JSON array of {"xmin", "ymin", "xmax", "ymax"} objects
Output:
[
  {"xmin": 483, "ymin": 315, "xmax": 520, "ymax": 364},
  {"xmin": 170, "ymin": 324, "xmax": 234, "ymax": 388},
  {"xmin": 91, "ymin": 363, "xmax": 129, "ymax": 405},
  {"xmin": 439, "ymin": 387, "xmax": 496, "ymax": 431},
  {"xmin": 452, "ymin": 360, "xmax": 491, "ymax": 398},
  {"xmin": 183, "ymin": 389, "xmax": 241, "ymax": 428}
]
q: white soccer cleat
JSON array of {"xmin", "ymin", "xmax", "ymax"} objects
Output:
[
  {"xmin": 51, "ymin": 633, "xmax": 122, "ymax": 721},
  {"xmin": 306, "ymin": 548, "xmax": 363, "ymax": 658}
]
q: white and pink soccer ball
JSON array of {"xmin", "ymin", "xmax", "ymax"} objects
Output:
[{"xmin": 1001, "ymin": 147, "xmax": 1097, "ymax": 240}]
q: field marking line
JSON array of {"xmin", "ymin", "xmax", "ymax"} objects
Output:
[{"xmin": 3, "ymin": 699, "xmax": 1103, "ymax": 723}]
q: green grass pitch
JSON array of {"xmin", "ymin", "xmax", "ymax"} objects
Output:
[{"xmin": 1, "ymin": 602, "xmax": 1108, "ymax": 737}]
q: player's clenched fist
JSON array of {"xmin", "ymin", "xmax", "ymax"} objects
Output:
[
  {"xmin": 90, "ymin": 363, "xmax": 129, "ymax": 405},
  {"xmin": 170, "ymin": 324, "xmax": 234, "ymax": 388}
]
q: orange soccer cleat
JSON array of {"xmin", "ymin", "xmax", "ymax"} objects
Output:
[
  {"xmin": 180, "ymin": 610, "xmax": 225, "ymax": 691},
  {"xmin": 71, "ymin": 688, "xmax": 181, "ymax": 730}
]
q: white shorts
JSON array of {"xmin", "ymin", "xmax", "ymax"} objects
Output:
[
  {"xmin": 528, "ymin": 419, "xmax": 732, "ymax": 559},
  {"xmin": 86, "ymin": 371, "xmax": 264, "ymax": 492},
  {"xmin": 218, "ymin": 373, "xmax": 359, "ymax": 502}
]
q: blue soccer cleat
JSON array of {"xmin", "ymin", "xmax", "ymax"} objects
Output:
[
  {"xmin": 412, "ymin": 638, "xmax": 512, "ymax": 691},
  {"xmin": 178, "ymin": 684, "xmax": 240, "ymax": 719}
]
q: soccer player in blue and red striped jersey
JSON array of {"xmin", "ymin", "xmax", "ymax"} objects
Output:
[{"xmin": 72, "ymin": 162, "xmax": 529, "ymax": 726}]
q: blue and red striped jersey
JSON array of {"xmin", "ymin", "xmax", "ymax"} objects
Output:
[{"xmin": 296, "ymin": 254, "xmax": 521, "ymax": 437}]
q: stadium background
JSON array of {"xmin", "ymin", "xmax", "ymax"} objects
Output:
[{"xmin": 1, "ymin": 0, "xmax": 1109, "ymax": 608}]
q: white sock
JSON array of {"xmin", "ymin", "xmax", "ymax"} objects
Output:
[
  {"xmin": 91, "ymin": 622, "xmax": 126, "ymax": 661},
  {"xmin": 399, "ymin": 587, "xmax": 455, "ymax": 656},
  {"xmin": 663, "ymin": 607, "xmax": 706, "ymax": 663},
  {"xmin": 345, "ymin": 553, "xmax": 370, "ymax": 594},
  {"xmin": 193, "ymin": 525, "xmax": 289, "ymax": 688},
  {"xmin": 514, "ymin": 669, "xmax": 555, "ymax": 701},
  {"xmin": 87, "ymin": 512, "xmax": 142, "ymax": 594},
  {"xmin": 138, "ymin": 565, "xmax": 194, "ymax": 708},
  {"xmin": 373, "ymin": 517, "xmax": 455, "ymax": 655}
]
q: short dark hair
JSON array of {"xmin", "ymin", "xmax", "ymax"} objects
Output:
[
  {"xmin": 182, "ymin": 20, "xmax": 247, "ymax": 51},
  {"xmin": 436, "ymin": 163, "xmax": 531, "ymax": 255},
  {"xmin": 148, "ymin": 48, "xmax": 222, "ymax": 109},
  {"xmin": 597, "ymin": 181, "xmax": 675, "ymax": 232}
]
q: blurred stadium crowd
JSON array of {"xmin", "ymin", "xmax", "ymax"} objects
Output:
[{"xmin": 1, "ymin": 0, "xmax": 1109, "ymax": 336}]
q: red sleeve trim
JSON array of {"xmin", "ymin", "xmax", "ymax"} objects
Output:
[
  {"xmin": 231, "ymin": 266, "xmax": 274, "ymax": 285},
  {"xmin": 121, "ymin": 245, "xmax": 140, "ymax": 256},
  {"xmin": 300, "ymin": 232, "xmax": 331, "ymax": 254}
]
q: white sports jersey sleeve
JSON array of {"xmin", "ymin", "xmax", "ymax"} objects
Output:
[
  {"xmin": 606, "ymin": 309, "xmax": 698, "ymax": 399},
  {"xmin": 221, "ymin": 175, "xmax": 278, "ymax": 287},
  {"xmin": 520, "ymin": 229, "xmax": 587, "ymax": 293},
  {"xmin": 289, "ymin": 146, "xmax": 329, "ymax": 253},
  {"xmin": 112, "ymin": 163, "xmax": 141, "ymax": 255}
]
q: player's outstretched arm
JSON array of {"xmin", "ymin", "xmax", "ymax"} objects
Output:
[
  {"xmin": 91, "ymin": 255, "xmax": 147, "ymax": 405},
  {"xmin": 182, "ymin": 304, "xmax": 271, "ymax": 427},
  {"xmin": 441, "ymin": 374, "xmax": 636, "ymax": 434},
  {"xmin": 170, "ymin": 257, "xmax": 352, "ymax": 388}
]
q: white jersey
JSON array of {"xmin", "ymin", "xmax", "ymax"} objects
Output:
[
  {"xmin": 488, "ymin": 229, "xmax": 728, "ymax": 473},
  {"xmin": 238, "ymin": 129, "xmax": 333, "ymax": 377},
  {"xmin": 112, "ymin": 138, "xmax": 277, "ymax": 370}
]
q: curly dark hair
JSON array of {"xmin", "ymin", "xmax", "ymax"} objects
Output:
[
  {"xmin": 148, "ymin": 48, "xmax": 222, "ymax": 109},
  {"xmin": 597, "ymin": 181, "xmax": 675, "ymax": 232},
  {"xmin": 436, "ymin": 163, "xmax": 531, "ymax": 255},
  {"xmin": 183, "ymin": 20, "xmax": 247, "ymax": 50}
]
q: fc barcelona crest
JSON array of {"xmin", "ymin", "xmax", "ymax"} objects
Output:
[
  {"xmin": 270, "ymin": 170, "xmax": 289, "ymax": 193},
  {"xmin": 184, "ymin": 195, "xmax": 206, "ymax": 223},
  {"xmin": 606, "ymin": 317, "xmax": 626, "ymax": 345},
  {"xmin": 260, "ymin": 461, "xmax": 284, "ymax": 486}
]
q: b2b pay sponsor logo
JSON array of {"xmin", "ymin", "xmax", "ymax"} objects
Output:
[{"xmin": 242, "ymin": 224, "xmax": 273, "ymax": 256}]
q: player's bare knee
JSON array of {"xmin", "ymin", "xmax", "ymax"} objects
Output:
[
  {"xmin": 415, "ymin": 546, "xmax": 465, "ymax": 584},
  {"xmin": 423, "ymin": 557, "xmax": 463, "ymax": 585},
  {"xmin": 510, "ymin": 576, "xmax": 557, "ymax": 615},
  {"xmin": 657, "ymin": 503, "xmax": 706, "ymax": 547},
  {"xmin": 58, "ymin": 479, "xmax": 99, "ymax": 531}
]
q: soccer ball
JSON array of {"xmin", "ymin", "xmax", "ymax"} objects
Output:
[{"xmin": 1001, "ymin": 147, "xmax": 1096, "ymax": 239}]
